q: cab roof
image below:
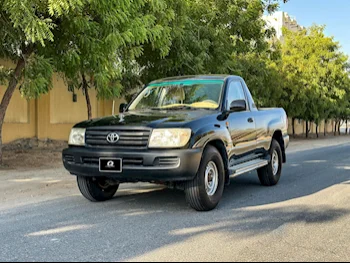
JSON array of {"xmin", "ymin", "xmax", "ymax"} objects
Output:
[{"xmin": 150, "ymin": 75, "xmax": 241, "ymax": 84}]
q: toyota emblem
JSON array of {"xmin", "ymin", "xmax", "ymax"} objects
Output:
[{"xmin": 106, "ymin": 133, "xmax": 120, "ymax": 144}]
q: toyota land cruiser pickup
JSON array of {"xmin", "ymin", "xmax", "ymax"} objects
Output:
[{"xmin": 63, "ymin": 75, "xmax": 289, "ymax": 211}]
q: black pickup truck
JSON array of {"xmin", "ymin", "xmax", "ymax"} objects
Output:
[{"xmin": 63, "ymin": 75, "xmax": 289, "ymax": 211}]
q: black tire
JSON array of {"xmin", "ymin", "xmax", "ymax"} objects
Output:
[
  {"xmin": 77, "ymin": 176, "xmax": 119, "ymax": 202},
  {"xmin": 258, "ymin": 139, "xmax": 283, "ymax": 186},
  {"xmin": 185, "ymin": 145, "xmax": 225, "ymax": 211}
]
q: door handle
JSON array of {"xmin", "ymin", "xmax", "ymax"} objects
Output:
[{"xmin": 248, "ymin": 118, "xmax": 254, "ymax": 123}]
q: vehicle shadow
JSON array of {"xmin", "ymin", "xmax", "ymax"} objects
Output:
[
  {"xmin": 1, "ymin": 144, "xmax": 349, "ymax": 261},
  {"xmin": 221, "ymin": 143, "xmax": 350, "ymax": 209},
  {"xmin": 113, "ymin": 143, "xmax": 350, "ymax": 210}
]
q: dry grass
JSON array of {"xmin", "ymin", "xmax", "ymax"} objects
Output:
[{"xmin": 1, "ymin": 138, "xmax": 66, "ymax": 171}]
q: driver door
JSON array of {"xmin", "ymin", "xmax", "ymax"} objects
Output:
[{"xmin": 226, "ymin": 81, "xmax": 257, "ymax": 157}]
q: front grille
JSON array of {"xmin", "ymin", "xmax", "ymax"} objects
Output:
[
  {"xmin": 81, "ymin": 157, "xmax": 99, "ymax": 166},
  {"xmin": 64, "ymin": 155, "xmax": 75, "ymax": 163},
  {"xmin": 155, "ymin": 157, "xmax": 180, "ymax": 167},
  {"xmin": 80, "ymin": 157, "xmax": 179, "ymax": 168},
  {"xmin": 85, "ymin": 128, "xmax": 151, "ymax": 149},
  {"xmin": 81, "ymin": 157, "xmax": 143, "ymax": 167},
  {"xmin": 123, "ymin": 158, "xmax": 143, "ymax": 167}
]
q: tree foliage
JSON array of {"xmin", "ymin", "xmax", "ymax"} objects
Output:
[
  {"xmin": 0, "ymin": 0, "xmax": 176, "ymax": 162},
  {"xmin": 279, "ymin": 26, "xmax": 350, "ymax": 136},
  {"xmin": 0, "ymin": 0, "xmax": 84, "ymax": 164},
  {"xmin": 1, "ymin": 0, "xmax": 350, "ymax": 167},
  {"xmin": 135, "ymin": 0, "xmax": 279, "ymax": 85},
  {"xmin": 48, "ymin": 0, "xmax": 175, "ymax": 118}
]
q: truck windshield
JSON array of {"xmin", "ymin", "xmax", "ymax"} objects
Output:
[{"xmin": 129, "ymin": 80, "xmax": 224, "ymax": 111}]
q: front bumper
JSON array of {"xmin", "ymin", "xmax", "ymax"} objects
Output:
[
  {"xmin": 282, "ymin": 134, "xmax": 290, "ymax": 163},
  {"xmin": 62, "ymin": 147, "xmax": 202, "ymax": 182},
  {"xmin": 284, "ymin": 134, "xmax": 290, "ymax": 149}
]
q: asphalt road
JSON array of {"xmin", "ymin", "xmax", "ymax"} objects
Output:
[{"xmin": 0, "ymin": 138, "xmax": 350, "ymax": 262}]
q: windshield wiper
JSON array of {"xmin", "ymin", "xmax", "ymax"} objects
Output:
[
  {"xmin": 148, "ymin": 106, "xmax": 214, "ymax": 111},
  {"xmin": 163, "ymin": 105, "xmax": 199, "ymax": 110},
  {"xmin": 149, "ymin": 107, "xmax": 163, "ymax": 111}
]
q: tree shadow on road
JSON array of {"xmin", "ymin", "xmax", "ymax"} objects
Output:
[
  {"xmin": 221, "ymin": 143, "xmax": 350, "ymax": 209},
  {"xmin": 0, "ymin": 194, "xmax": 348, "ymax": 261},
  {"xmin": 110, "ymin": 143, "xmax": 350, "ymax": 210},
  {"xmin": 0, "ymin": 144, "xmax": 349, "ymax": 261}
]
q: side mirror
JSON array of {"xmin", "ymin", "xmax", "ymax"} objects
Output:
[
  {"xmin": 230, "ymin": 100, "xmax": 247, "ymax": 112},
  {"xmin": 119, "ymin": 103, "xmax": 128, "ymax": 113}
]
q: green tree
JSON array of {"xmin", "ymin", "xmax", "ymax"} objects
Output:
[
  {"xmin": 280, "ymin": 26, "xmax": 349, "ymax": 138},
  {"xmin": 50, "ymin": 0, "xmax": 174, "ymax": 119},
  {"xmin": 0, "ymin": 0, "xmax": 174, "ymax": 164},
  {"xmin": 134, "ymin": 0, "xmax": 281, "ymax": 85},
  {"xmin": 229, "ymin": 49, "xmax": 284, "ymax": 109},
  {"xmin": 0, "ymin": 0, "xmax": 84, "ymax": 165}
]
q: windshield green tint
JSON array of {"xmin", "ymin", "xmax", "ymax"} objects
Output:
[{"xmin": 129, "ymin": 80, "xmax": 224, "ymax": 111}]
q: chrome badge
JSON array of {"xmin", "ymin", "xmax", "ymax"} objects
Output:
[{"xmin": 106, "ymin": 133, "xmax": 120, "ymax": 144}]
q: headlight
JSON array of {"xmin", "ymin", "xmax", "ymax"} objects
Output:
[
  {"xmin": 68, "ymin": 128, "xmax": 86, "ymax": 146},
  {"xmin": 149, "ymin": 129, "xmax": 191, "ymax": 148}
]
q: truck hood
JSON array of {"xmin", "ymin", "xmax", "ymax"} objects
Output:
[{"xmin": 74, "ymin": 110, "xmax": 218, "ymax": 129}]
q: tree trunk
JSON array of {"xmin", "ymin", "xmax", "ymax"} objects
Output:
[
  {"xmin": 292, "ymin": 118, "xmax": 296, "ymax": 138},
  {"xmin": 316, "ymin": 125, "xmax": 319, "ymax": 138},
  {"xmin": 306, "ymin": 121, "xmax": 309, "ymax": 138},
  {"xmin": 334, "ymin": 121, "xmax": 337, "ymax": 136},
  {"xmin": 324, "ymin": 120, "xmax": 327, "ymax": 137},
  {"xmin": 82, "ymin": 74, "xmax": 92, "ymax": 120},
  {"xmin": 338, "ymin": 121, "xmax": 341, "ymax": 135},
  {"xmin": 0, "ymin": 58, "xmax": 26, "ymax": 165},
  {"xmin": 346, "ymin": 120, "xmax": 348, "ymax": 135}
]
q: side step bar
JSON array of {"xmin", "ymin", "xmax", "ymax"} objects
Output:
[{"xmin": 229, "ymin": 159, "xmax": 268, "ymax": 177}]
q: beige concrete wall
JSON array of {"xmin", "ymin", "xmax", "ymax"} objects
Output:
[
  {"xmin": 49, "ymin": 76, "xmax": 99, "ymax": 124},
  {"xmin": 0, "ymin": 59, "xmax": 29, "ymax": 124},
  {"xmin": 325, "ymin": 120, "xmax": 335, "ymax": 133},
  {"xmin": 287, "ymin": 119, "xmax": 338, "ymax": 136},
  {"xmin": 37, "ymin": 79, "xmax": 119, "ymax": 141},
  {"xmin": 1, "ymin": 69, "xmax": 123, "ymax": 143},
  {"xmin": 1, "ymin": 59, "xmax": 34, "ymax": 143},
  {"xmin": 2, "ymin": 99, "xmax": 36, "ymax": 144},
  {"xmin": 36, "ymin": 92, "xmax": 76, "ymax": 141},
  {"xmin": 0, "ymin": 89, "xmax": 29, "ymax": 123},
  {"xmin": 288, "ymin": 118, "xmax": 305, "ymax": 135},
  {"xmin": 36, "ymin": 93, "xmax": 124, "ymax": 141},
  {"xmin": 1, "ymin": 83, "xmax": 36, "ymax": 143}
]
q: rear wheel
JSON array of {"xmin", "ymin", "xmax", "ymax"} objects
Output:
[
  {"xmin": 258, "ymin": 139, "xmax": 283, "ymax": 186},
  {"xmin": 185, "ymin": 145, "xmax": 225, "ymax": 211},
  {"xmin": 77, "ymin": 176, "xmax": 119, "ymax": 202}
]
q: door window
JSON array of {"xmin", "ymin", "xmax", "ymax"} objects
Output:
[{"xmin": 227, "ymin": 81, "xmax": 246, "ymax": 104}]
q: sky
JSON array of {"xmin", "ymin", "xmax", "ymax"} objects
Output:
[{"xmin": 280, "ymin": 0, "xmax": 350, "ymax": 56}]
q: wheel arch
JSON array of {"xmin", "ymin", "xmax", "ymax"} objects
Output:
[
  {"xmin": 272, "ymin": 130, "xmax": 286, "ymax": 163},
  {"xmin": 205, "ymin": 139, "xmax": 230, "ymax": 185}
]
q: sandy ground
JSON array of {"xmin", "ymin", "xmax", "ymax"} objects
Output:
[
  {"xmin": 1, "ymin": 140, "xmax": 67, "ymax": 171},
  {"xmin": 287, "ymin": 135, "xmax": 350, "ymax": 153}
]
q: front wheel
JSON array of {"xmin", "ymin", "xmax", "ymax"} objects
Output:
[
  {"xmin": 185, "ymin": 145, "xmax": 225, "ymax": 211},
  {"xmin": 258, "ymin": 139, "xmax": 283, "ymax": 186},
  {"xmin": 77, "ymin": 176, "xmax": 119, "ymax": 202}
]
